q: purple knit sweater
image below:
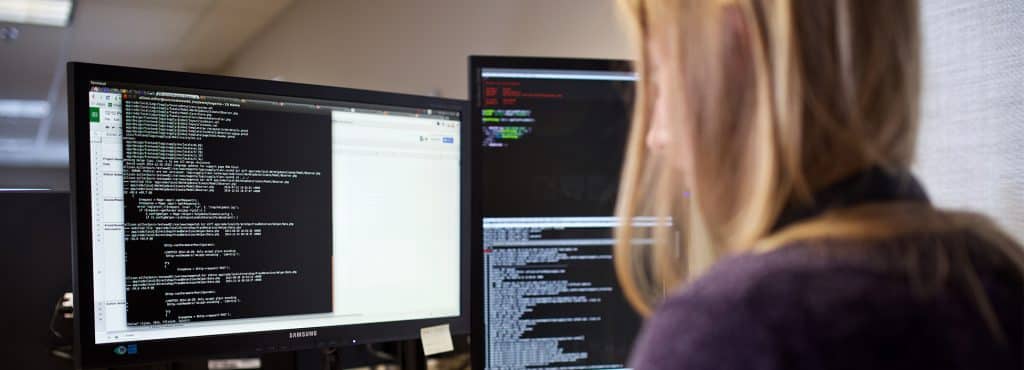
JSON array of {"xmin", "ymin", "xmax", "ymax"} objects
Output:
[{"xmin": 628, "ymin": 233, "xmax": 1023, "ymax": 370}]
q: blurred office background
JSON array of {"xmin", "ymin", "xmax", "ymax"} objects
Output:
[{"xmin": 0, "ymin": 0, "xmax": 1021, "ymax": 238}]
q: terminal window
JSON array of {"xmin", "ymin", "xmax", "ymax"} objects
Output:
[
  {"xmin": 477, "ymin": 67, "xmax": 646, "ymax": 369},
  {"xmin": 87, "ymin": 83, "xmax": 461, "ymax": 344}
]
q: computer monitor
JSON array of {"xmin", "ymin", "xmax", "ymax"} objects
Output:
[
  {"xmin": 469, "ymin": 56, "xmax": 645, "ymax": 370},
  {"xmin": 68, "ymin": 62, "xmax": 470, "ymax": 368}
]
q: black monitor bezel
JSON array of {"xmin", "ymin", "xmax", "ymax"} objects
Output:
[
  {"xmin": 467, "ymin": 56, "xmax": 634, "ymax": 370},
  {"xmin": 68, "ymin": 62, "xmax": 471, "ymax": 369}
]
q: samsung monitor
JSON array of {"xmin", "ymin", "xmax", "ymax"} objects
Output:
[
  {"xmin": 68, "ymin": 62, "xmax": 470, "ymax": 368},
  {"xmin": 469, "ymin": 56, "xmax": 645, "ymax": 370}
]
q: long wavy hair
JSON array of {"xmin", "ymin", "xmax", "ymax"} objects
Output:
[{"xmin": 613, "ymin": 0, "xmax": 1024, "ymax": 340}]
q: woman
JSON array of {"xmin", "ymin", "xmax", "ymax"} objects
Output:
[{"xmin": 613, "ymin": 1, "xmax": 1023, "ymax": 369}]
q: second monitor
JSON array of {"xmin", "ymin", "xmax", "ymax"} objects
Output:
[{"xmin": 470, "ymin": 56, "xmax": 644, "ymax": 370}]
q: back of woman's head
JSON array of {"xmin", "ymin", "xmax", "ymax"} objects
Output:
[{"xmin": 613, "ymin": 0, "xmax": 1022, "ymax": 315}]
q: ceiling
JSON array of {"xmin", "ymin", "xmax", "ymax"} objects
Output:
[{"xmin": 0, "ymin": 0, "xmax": 293, "ymax": 167}]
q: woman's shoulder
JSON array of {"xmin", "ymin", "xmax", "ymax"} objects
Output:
[
  {"xmin": 629, "ymin": 234, "xmax": 1023, "ymax": 370},
  {"xmin": 678, "ymin": 242, "xmax": 858, "ymax": 302},
  {"xmin": 675, "ymin": 229, "xmax": 1022, "ymax": 308},
  {"xmin": 629, "ymin": 242, "xmax": 876, "ymax": 370}
]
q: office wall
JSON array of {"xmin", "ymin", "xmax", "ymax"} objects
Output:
[
  {"xmin": 915, "ymin": 0, "xmax": 1024, "ymax": 243},
  {"xmin": 222, "ymin": 0, "xmax": 633, "ymax": 99}
]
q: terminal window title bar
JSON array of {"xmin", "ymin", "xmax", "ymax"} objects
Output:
[
  {"xmin": 88, "ymin": 82, "xmax": 460, "ymax": 121},
  {"xmin": 481, "ymin": 68, "xmax": 637, "ymax": 81}
]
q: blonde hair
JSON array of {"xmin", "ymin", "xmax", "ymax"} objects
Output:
[{"xmin": 613, "ymin": 0, "xmax": 1024, "ymax": 338}]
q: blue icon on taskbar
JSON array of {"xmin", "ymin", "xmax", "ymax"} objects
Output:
[{"xmin": 114, "ymin": 344, "xmax": 138, "ymax": 355}]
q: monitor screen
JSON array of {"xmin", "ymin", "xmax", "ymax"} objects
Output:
[
  {"xmin": 470, "ymin": 57, "xmax": 645, "ymax": 370},
  {"xmin": 69, "ymin": 63, "xmax": 469, "ymax": 367}
]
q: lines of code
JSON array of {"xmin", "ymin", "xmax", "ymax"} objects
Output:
[
  {"xmin": 478, "ymin": 74, "xmax": 632, "ymax": 218},
  {"xmin": 478, "ymin": 69, "xmax": 640, "ymax": 370},
  {"xmin": 120, "ymin": 89, "xmax": 334, "ymax": 326},
  {"xmin": 483, "ymin": 223, "xmax": 641, "ymax": 369}
]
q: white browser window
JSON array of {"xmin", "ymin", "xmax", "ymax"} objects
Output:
[{"xmin": 331, "ymin": 110, "xmax": 461, "ymax": 318}]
